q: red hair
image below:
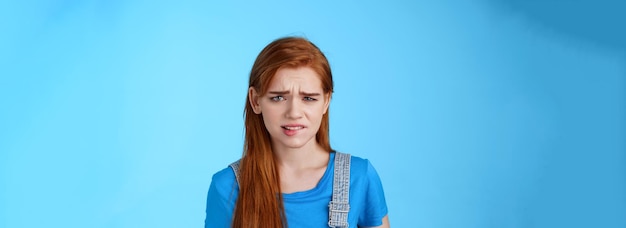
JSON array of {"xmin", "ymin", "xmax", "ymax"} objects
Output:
[{"xmin": 232, "ymin": 37, "xmax": 334, "ymax": 227}]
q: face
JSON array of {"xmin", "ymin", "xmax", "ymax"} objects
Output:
[{"xmin": 249, "ymin": 66, "xmax": 330, "ymax": 150}]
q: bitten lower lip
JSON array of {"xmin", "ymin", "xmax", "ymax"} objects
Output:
[{"xmin": 281, "ymin": 124, "xmax": 305, "ymax": 136}]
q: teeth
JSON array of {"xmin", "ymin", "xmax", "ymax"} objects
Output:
[{"xmin": 284, "ymin": 126, "xmax": 303, "ymax": 130}]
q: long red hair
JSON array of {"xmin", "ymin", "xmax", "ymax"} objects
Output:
[{"xmin": 232, "ymin": 37, "xmax": 334, "ymax": 227}]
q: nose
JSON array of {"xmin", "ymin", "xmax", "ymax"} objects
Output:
[{"xmin": 285, "ymin": 98, "xmax": 303, "ymax": 119}]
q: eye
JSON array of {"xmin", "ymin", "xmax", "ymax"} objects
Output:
[
  {"xmin": 270, "ymin": 96, "xmax": 285, "ymax": 101},
  {"xmin": 303, "ymin": 96, "xmax": 317, "ymax": 101}
]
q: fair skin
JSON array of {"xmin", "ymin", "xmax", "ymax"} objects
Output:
[{"xmin": 249, "ymin": 66, "xmax": 389, "ymax": 228}]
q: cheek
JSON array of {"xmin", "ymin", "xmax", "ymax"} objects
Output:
[
  {"xmin": 261, "ymin": 115, "xmax": 278, "ymax": 136},
  {"xmin": 306, "ymin": 105, "xmax": 326, "ymax": 118},
  {"xmin": 261, "ymin": 107, "xmax": 282, "ymax": 124}
]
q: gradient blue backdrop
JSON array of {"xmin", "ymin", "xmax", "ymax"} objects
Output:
[{"xmin": 1, "ymin": 0, "xmax": 625, "ymax": 227}]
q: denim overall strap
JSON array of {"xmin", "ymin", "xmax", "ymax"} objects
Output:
[
  {"xmin": 229, "ymin": 160, "xmax": 241, "ymax": 186},
  {"xmin": 328, "ymin": 152, "xmax": 351, "ymax": 228}
]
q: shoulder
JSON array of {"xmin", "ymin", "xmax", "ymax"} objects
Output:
[
  {"xmin": 209, "ymin": 162, "xmax": 239, "ymax": 195},
  {"xmin": 344, "ymin": 153, "xmax": 385, "ymax": 192},
  {"xmin": 212, "ymin": 165, "xmax": 237, "ymax": 183},
  {"xmin": 334, "ymin": 152, "xmax": 381, "ymax": 182},
  {"xmin": 347, "ymin": 154, "xmax": 377, "ymax": 175}
]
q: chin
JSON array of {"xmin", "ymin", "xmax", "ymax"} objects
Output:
[
  {"xmin": 281, "ymin": 140, "xmax": 309, "ymax": 149},
  {"xmin": 275, "ymin": 136, "xmax": 316, "ymax": 149}
]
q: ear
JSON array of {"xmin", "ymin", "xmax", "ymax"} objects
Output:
[
  {"xmin": 322, "ymin": 92, "xmax": 331, "ymax": 114},
  {"xmin": 248, "ymin": 87, "xmax": 262, "ymax": 114}
]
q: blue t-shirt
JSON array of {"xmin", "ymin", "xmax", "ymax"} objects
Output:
[{"xmin": 205, "ymin": 152, "xmax": 388, "ymax": 227}]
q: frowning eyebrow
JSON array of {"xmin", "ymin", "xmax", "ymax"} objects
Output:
[{"xmin": 268, "ymin": 91, "xmax": 321, "ymax": 96}]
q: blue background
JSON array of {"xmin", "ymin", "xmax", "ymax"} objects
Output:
[{"xmin": 1, "ymin": 0, "xmax": 625, "ymax": 227}]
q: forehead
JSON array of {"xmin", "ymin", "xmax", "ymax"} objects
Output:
[{"xmin": 268, "ymin": 67, "xmax": 323, "ymax": 91}]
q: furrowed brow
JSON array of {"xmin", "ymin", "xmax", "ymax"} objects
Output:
[
  {"xmin": 268, "ymin": 91, "xmax": 290, "ymax": 95},
  {"xmin": 300, "ymin": 92, "xmax": 321, "ymax": 96}
]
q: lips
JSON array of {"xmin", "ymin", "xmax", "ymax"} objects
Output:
[{"xmin": 281, "ymin": 124, "xmax": 305, "ymax": 136}]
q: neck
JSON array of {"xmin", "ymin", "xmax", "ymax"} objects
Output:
[{"xmin": 272, "ymin": 140, "xmax": 329, "ymax": 170}]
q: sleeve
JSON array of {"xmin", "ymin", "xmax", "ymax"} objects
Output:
[
  {"xmin": 358, "ymin": 160, "xmax": 389, "ymax": 227},
  {"xmin": 204, "ymin": 168, "xmax": 238, "ymax": 228}
]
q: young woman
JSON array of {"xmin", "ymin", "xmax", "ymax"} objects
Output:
[{"xmin": 205, "ymin": 37, "xmax": 389, "ymax": 228}]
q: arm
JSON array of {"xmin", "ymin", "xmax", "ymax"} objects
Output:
[
  {"xmin": 358, "ymin": 159, "xmax": 389, "ymax": 228},
  {"xmin": 362, "ymin": 215, "xmax": 389, "ymax": 228}
]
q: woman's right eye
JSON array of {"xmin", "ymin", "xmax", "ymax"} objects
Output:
[{"xmin": 270, "ymin": 96, "xmax": 285, "ymax": 101}]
